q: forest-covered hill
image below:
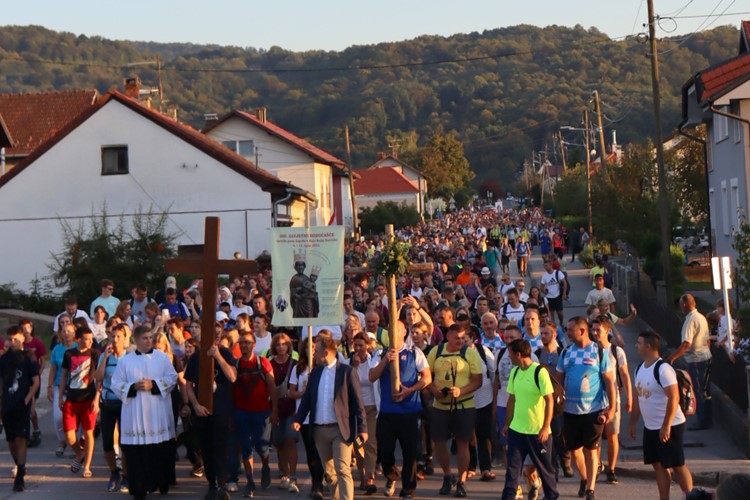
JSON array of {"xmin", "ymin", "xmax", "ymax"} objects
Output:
[{"xmin": 0, "ymin": 24, "xmax": 739, "ymax": 185}]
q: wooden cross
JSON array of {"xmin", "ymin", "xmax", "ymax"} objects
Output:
[
  {"xmin": 345, "ymin": 225, "xmax": 433, "ymax": 398},
  {"xmin": 164, "ymin": 217, "xmax": 257, "ymax": 412}
]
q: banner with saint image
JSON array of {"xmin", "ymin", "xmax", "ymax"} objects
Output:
[{"xmin": 270, "ymin": 226, "xmax": 345, "ymax": 327}]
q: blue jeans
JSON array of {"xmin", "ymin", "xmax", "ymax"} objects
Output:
[
  {"xmin": 687, "ymin": 360, "xmax": 712, "ymax": 428},
  {"xmin": 500, "ymin": 429, "xmax": 559, "ymax": 500}
]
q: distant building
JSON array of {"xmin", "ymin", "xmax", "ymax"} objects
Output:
[
  {"xmin": 0, "ymin": 89, "xmax": 98, "ymax": 173},
  {"xmin": 680, "ymin": 20, "xmax": 750, "ymax": 264},
  {"xmin": 354, "ymin": 166, "xmax": 421, "ymax": 214},
  {"xmin": 204, "ymin": 109, "xmax": 356, "ymax": 231},
  {"xmin": 365, "ymin": 153, "xmax": 428, "ymax": 214}
]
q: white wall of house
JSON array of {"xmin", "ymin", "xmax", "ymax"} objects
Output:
[
  {"xmin": 0, "ymin": 100, "xmax": 278, "ymax": 290},
  {"xmin": 372, "ymin": 158, "xmax": 426, "ymax": 214},
  {"xmin": 706, "ymin": 99, "xmax": 750, "ymax": 262},
  {"xmin": 356, "ymin": 192, "xmax": 420, "ymax": 211},
  {"xmin": 339, "ymin": 176, "xmax": 354, "ymax": 232},
  {"xmin": 206, "ymin": 117, "xmax": 332, "ymax": 226}
]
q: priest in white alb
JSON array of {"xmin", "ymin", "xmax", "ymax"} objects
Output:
[{"xmin": 111, "ymin": 325, "xmax": 178, "ymax": 499}]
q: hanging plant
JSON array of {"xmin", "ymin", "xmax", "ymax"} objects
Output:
[{"xmin": 372, "ymin": 240, "xmax": 412, "ymax": 278}]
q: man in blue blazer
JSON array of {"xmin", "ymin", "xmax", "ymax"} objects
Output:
[{"xmin": 293, "ymin": 331, "xmax": 367, "ymax": 500}]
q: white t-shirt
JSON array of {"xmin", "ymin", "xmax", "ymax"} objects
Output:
[
  {"xmin": 585, "ymin": 288, "xmax": 616, "ymax": 306},
  {"xmin": 541, "ymin": 270, "xmax": 564, "ymax": 299},
  {"xmin": 604, "ymin": 343, "xmax": 627, "ymax": 401},
  {"xmin": 502, "ymin": 303, "xmax": 526, "ymax": 324},
  {"xmin": 54, "ymin": 309, "xmax": 92, "ymax": 333},
  {"xmin": 472, "ymin": 345, "xmax": 496, "ymax": 409},
  {"xmin": 289, "ymin": 368, "xmax": 310, "ymax": 424},
  {"xmin": 230, "ymin": 304, "xmax": 254, "ymax": 321},
  {"xmin": 634, "ymin": 359, "xmax": 686, "ymax": 430},
  {"xmin": 254, "ymin": 332, "xmax": 272, "ymax": 356},
  {"xmin": 342, "ymin": 354, "xmax": 378, "ymax": 407},
  {"xmin": 496, "ymin": 349, "xmax": 538, "ymax": 407}
]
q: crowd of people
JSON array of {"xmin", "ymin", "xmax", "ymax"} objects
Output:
[{"xmin": 0, "ymin": 205, "xmax": 729, "ymax": 500}]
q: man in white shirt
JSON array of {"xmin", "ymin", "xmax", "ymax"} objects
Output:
[
  {"xmin": 629, "ymin": 331, "xmax": 693, "ymax": 500},
  {"xmin": 584, "ymin": 274, "xmax": 616, "ymax": 311},
  {"xmin": 540, "ymin": 262, "xmax": 568, "ymax": 326},
  {"xmin": 53, "ymin": 297, "xmax": 91, "ymax": 334}
]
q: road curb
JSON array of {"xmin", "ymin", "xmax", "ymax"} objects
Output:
[{"xmin": 615, "ymin": 466, "xmax": 722, "ymax": 488}]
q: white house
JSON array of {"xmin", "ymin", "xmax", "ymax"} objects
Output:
[
  {"xmin": 0, "ymin": 91, "xmax": 314, "ymax": 290},
  {"xmin": 354, "ymin": 166, "xmax": 421, "ymax": 212},
  {"xmin": 680, "ymin": 20, "xmax": 750, "ymax": 265},
  {"xmin": 204, "ymin": 109, "xmax": 356, "ymax": 232},
  {"xmin": 365, "ymin": 152, "xmax": 428, "ymax": 215}
]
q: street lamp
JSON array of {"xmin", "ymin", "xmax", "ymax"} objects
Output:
[{"xmin": 560, "ymin": 114, "xmax": 594, "ymax": 240}]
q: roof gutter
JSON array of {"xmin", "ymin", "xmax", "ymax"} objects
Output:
[
  {"xmin": 272, "ymin": 185, "xmax": 317, "ymax": 227},
  {"xmin": 709, "ymin": 105, "xmax": 750, "ymax": 146}
]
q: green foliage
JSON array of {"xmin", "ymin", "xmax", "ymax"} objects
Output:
[
  {"xmin": 48, "ymin": 208, "xmax": 179, "ymax": 304},
  {"xmin": 0, "ymin": 280, "xmax": 61, "ymax": 316},
  {"xmin": 372, "ymin": 240, "xmax": 412, "ymax": 278},
  {"xmin": 732, "ymin": 215, "xmax": 750, "ymax": 306},
  {"xmin": 0, "ymin": 24, "xmax": 739, "ymax": 190},
  {"xmin": 415, "ymin": 131, "xmax": 474, "ymax": 199},
  {"xmin": 358, "ymin": 202, "xmax": 422, "ymax": 236},
  {"xmin": 578, "ymin": 241, "xmax": 613, "ymax": 268},
  {"xmin": 665, "ymin": 128, "xmax": 708, "ymax": 227}
]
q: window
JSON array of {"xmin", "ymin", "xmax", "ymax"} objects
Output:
[
  {"xmin": 721, "ymin": 181, "xmax": 729, "ymax": 236},
  {"xmin": 731, "ymin": 178, "xmax": 740, "ymax": 231},
  {"xmin": 715, "ymin": 108, "xmax": 729, "ymax": 143},
  {"xmin": 221, "ymin": 140, "xmax": 255, "ymax": 158},
  {"xmin": 101, "ymin": 146, "xmax": 128, "ymax": 175},
  {"xmin": 709, "ymin": 188, "xmax": 715, "ymax": 235}
]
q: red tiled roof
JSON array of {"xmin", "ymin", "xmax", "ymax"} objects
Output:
[
  {"xmin": 367, "ymin": 153, "xmax": 430, "ymax": 180},
  {"xmin": 0, "ymin": 92, "xmax": 308, "ymax": 198},
  {"xmin": 354, "ymin": 167, "xmax": 419, "ymax": 195},
  {"xmin": 695, "ymin": 51, "xmax": 750, "ymax": 103},
  {"xmin": 0, "ymin": 89, "xmax": 98, "ymax": 157},
  {"xmin": 204, "ymin": 110, "xmax": 347, "ymax": 172}
]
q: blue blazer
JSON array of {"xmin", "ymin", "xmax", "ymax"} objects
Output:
[{"xmin": 295, "ymin": 361, "xmax": 366, "ymax": 444}]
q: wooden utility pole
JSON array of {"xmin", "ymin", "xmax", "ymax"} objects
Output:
[
  {"xmin": 648, "ymin": 0, "xmax": 674, "ymax": 304},
  {"xmin": 584, "ymin": 110, "xmax": 593, "ymax": 238},
  {"xmin": 345, "ymin": 126, "xmax": 359, "ymax": 239},
  {"xmin": 558, "ymin": 131, "xmax": 567, "ymax": 173},
  {"xmin": 593, "ymin": 90, "xmax": 607, "ymax": 175}
]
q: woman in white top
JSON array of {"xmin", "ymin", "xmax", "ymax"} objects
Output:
[
  {"xmin": 89, "ymin": 305, "xmax": 109, "ymax": 344},
  {"xmin": 252, "ymin": 314, "xmax": 273, "ymax": 356}
]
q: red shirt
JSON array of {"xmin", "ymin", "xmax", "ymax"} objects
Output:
[{"xmin": 233, "ymin": 355, "xmax": 273, "ymax": 412}]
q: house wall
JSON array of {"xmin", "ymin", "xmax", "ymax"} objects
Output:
[
  {"xmin": 336, "ymin": 176, "xmax": 355, "ymax": 234},
  {"xmin": 206, "ymin": 118, "xmax": 333, "ymax": 227},
  {"xmin": 356, "ymin": 192, "xmax": 420, "ymax": 211},
  {"xmin": 0, "ymin": 100, "xmax": 277, "ymax": 290},
  {"xmin": 706, "ymin": 100, "xmax": 750, "ymax": 263},
  {"xmin": 372, "ymin": 158, "xmax": 426, "ymax": 214}
]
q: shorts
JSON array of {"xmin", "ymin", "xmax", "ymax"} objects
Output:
[
  {"xmin": 604, "ymin": 397, "xmax": 621, "ymax": 436},
  {"xmin": 547, "ymin": 295, "xmax": 564, "ymax": 312},
  {"xmin": 271, "ymin": 414, "xmax": 299, "ymax": 445},
  {"xmin": 643, "ymin": 423, "xmax": 686, "ymax": 468},
  {"xmin": 430, "ymin": 407, "xmax": 476, "ymax": 442},
  {"xmin": 563, "ymin": 412, "xmax": 604, "ymax": 451},
  {"xmin": 3, "ymin": 405, "xmax": 31, "ymax": 442},
  {"xmin": 234, "ymin": 408, "xmax": 271, "ymax": 460},
  {"xmin": 63, "ymin": 399, "xmax": 98, "ymax": 432}
]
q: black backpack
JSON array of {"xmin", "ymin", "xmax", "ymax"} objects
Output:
[{"xmin": 635, "ymin": 359, "xmax": 696, "ymax": 416}]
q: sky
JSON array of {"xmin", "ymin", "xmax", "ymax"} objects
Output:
[{"xmin": 3, "ymin": 0, "xmax": 749, "ymax": 52}]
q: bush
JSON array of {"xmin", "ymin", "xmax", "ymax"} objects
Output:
[
  {"xmin": 0, "ymin": 281, "xmax": 61, "ymax": 315},
  {"xmin": 359, "ymin": 202, "xmax": 422, "ymax": 236},
  {"xmin": 579, "ymin": 240, "xmax": 613, "ymax": 268},
  {"xmin": 48, "ymin": 208, "xmax": 179, "ymax": 305}
]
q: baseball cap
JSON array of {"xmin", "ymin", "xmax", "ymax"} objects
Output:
[
  {"xmin": 215, "ymin": 311, "xmax": 229, "ymax": 322},
  {"xmin": 165, "ymin": 276, "xmax": 177, "ymax": 288}
]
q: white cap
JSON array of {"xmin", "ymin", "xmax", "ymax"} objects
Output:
[{"xmin": 215, "ymin": 311, "xmax": 229, "ymax": 322}]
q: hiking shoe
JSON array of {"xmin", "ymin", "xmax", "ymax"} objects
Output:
[
  {"xmin": 191, "ymin": 465, "xmax": 204, "ymax": 478},
  {"xmin": 515, "ymin": 485, "xmax": 524, "ymax": 499},
  {"xmin": 243, "ymin": 481, "xmax": 255, "ymax": 498},
  {"xmin": 280, "ymin": 476, "xmax": 290, "ymax": 489},
  {"xmin": 12, "ymin": 476, "xmax": 24, "ymax": 492},
  {"xmin": 288, "ymin": 477, "xmax": 300, "ymax": 494},
  {"xmin": 227, "ymin": 481, "xmax": 239, "ymax": 493},
  {"xmin": 439, "ymin": 475, "xmax": 453, "ymax": 495},
  {"xmin": 261, "ymin": 464, "xmax": 271, "ymax": 490},
  {"xmin": 562, "ymin": 463, "xmax": 574, "ymax": 478},
  {"xmin": 528, "ymin": 477, "xmax": 541, "ymax": 500},
  {"xmin": 364, "ymin": 482, "xmax": 377, "ymax": 495},
  {"xmin": 578, "ymin": 480, "xmax": 586, "ymax": 497},
  {"xmin": 606, "ymin": 469, "xmax": 619, "ymax": 484},
  {"xmin": 424, "ymin": 457, "xmax": 434, "ymax": 475},
  {"xmin": 107, "ymin": 470, "xmax": 122, "ymax": 492},
  {"xmin": 29, "ymin": 430, "xmax": 41, "ymax": 447},
  {"xmin": 585, "ymin": 489, "xmax": 597, "ymax": 500},
  {"xmin": 119, "ymin": 478, "xmax": 129, "ymax": 494},
  {"xmin": 384, "ymin": 478, "xmax": 396, "ymax": 497},
  {"xmin": 454, "ymin": 481, "xmax": 467, "ymax": 498}
]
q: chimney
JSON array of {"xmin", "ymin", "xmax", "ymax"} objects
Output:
[
  {"xmin": 392, "ymin": 150, "xmax": 398, "ymax": 159},
  {"xmin": 204, "ymin": 113, "xmax": 219, "ymax": 129},
  {"xmin": 124, "ymin": 77, "xmax": 141, "ymax": 100},
  {"xmin": 377, "ymin": 152, "xmax": 385, "ymax": 160},
  {"xmin": 255, "ymin": 107, "xmax": 267, "ymax": 123}
]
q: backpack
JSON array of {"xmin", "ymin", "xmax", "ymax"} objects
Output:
[
  {"xmin": 556, "ymin": 270, "xmax": 570, "ymax": 295},
  {"xmin": 610, "ymin": 344, "xmax": 623, "ymax": 390},
  {"xmin": 635, "ymin": 359, "xmax": 696, "ymax": 416},
  {"xmin": 434, "ymin": 343, "xmax": 473, "ymax": 406},
  {"xmin": 502, "ymin": 301, "xmax": 526, "ymax": 319},
  {"xmin": 511, "ymin": 364, "xmax": 565, "ymax": 417}
]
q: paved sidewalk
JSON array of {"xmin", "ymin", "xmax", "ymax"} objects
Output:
[{"xmin": 526, "ymin": 251, "xmax": 750, "ymax": 487}]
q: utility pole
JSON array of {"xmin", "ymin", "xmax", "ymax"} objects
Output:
[
  {"xmin": 593, "ymin": 90, "xmax": 606, "ymax": 175},
  {"xmin": 345, "ymin": 125, "xmax": 359, "ymax": 238},
  {"xmin": 584, "ymin": 109, "xmax": 593, "ymax": 238},
  {"xmin": 648, "ymin": 0, "xmax": 674, "ymax": 305},
  {"xmin": 558, "ymin": 131, "xmax": 567, "ymax": 173}
]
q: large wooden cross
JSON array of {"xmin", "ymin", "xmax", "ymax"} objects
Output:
[
  {"xmin": 346, "ymin": 224, "xmax": 433, "ymax": 398},
  {"xmin": 164, "ymin": 217, "xmax": 257, "ymax": 412}
]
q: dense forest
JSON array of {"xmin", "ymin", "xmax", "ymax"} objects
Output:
[{"xmin": 0, "ymin": 24, "xmax": 739, "ymax": 187}]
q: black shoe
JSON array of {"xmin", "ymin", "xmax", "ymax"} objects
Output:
[
  {"xmin": 606, "ymin": 469, "xmax": 619, "ymax": 484},
  {"xmin": 310, "ymin": 489, "xmax": 324, "ymax": 500},
  {"xmin": 364, "ymin": 484, "xmax": 377, "ymax": 495},
  {"xmin": 216, "ymin": 487, "xmax": 231, "ymax": 500},
  {"xmin": 454, "ymin": 482, "xmax": 467, "ymax": 498},
  {"xmin": 424, "ymin": 457, "xmax": 434, "ymax": 476},
  {"xmin": 439, "ymin": 475, "xmax": 453, "ymax": 495},
  {"xmin": 204, "ymin": 488, "xmax": 219, "ymax": 500},
  {"xmin": 562, "ymin": 463, "xmax": 574, "ymax": 478},
  {"xmin": 261, "ymin": 464, "xmax": 271, "ymax": 490},
  {"xmin": 585, "ymin": 489, "xmax": 597, "ymax": 500},
  {"xmin": 29, "ymin": 430, "xmax": 41, "ymax": 448},
  {"xmin": 12, "ymin": 476, "xmax": 24, "ymax": 492},
  {"xmin": 578, "ymin": 479, "xmax": 587, "ymax": 498}
]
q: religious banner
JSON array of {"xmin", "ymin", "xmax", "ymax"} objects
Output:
[{"xmin": 270, "ymin": 226, "xmax": 345, "ymax": 327}]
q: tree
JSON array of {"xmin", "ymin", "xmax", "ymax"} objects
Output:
[
  {"xmin": 665, "ymin": 127, "xmax": 708, "ymax": 227},
  {"xmin": 358, "ymin": 202, "xmax": 422, "ymax": 236},
  {"xmin": 416, "ymin": 131, "xmax": 474, "ymax": 200},
  {"xmin": 478, "ymin": 179, "xmax": 506, "ymax": 201},
  {"xmin": 49, "ymin": 208, "xmax": 178, "ymax": 303}
]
